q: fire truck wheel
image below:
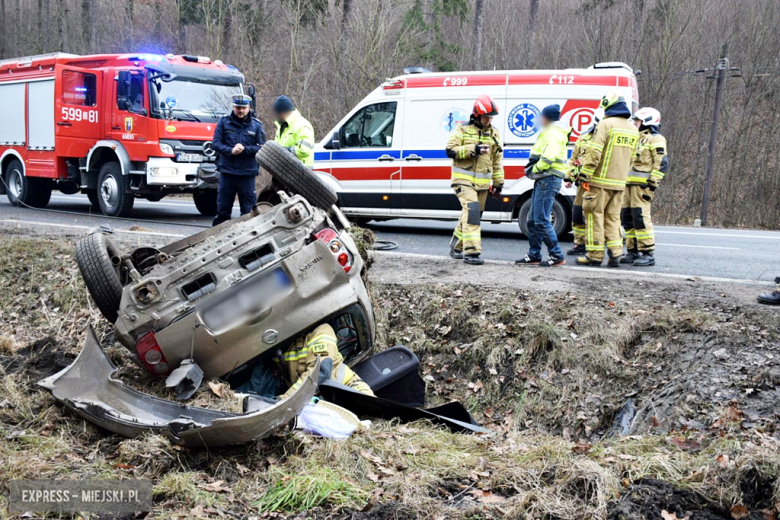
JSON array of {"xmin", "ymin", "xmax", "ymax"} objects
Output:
[
  {"xmin": 4, "ymin": 159, "xmax": 52, "ymax": 208},
  {"xmin": 97, "ymin": 162, "xmax": 135, "ymax": 217},
  {"xmin": 193, "ymin": 190, "xmax": 218, "ymax": 216},
  {"xmin": 255, "ymin": 141, "xmax": 338, "ymax": 210},
  {"xmin": 516, "ymin": 197, "xmax": 569, "ymax": 239},
  {"xmin": 85, "ymin": 190, "xmax": 101, "ymax": 209},
  {"xmin": 75, "ymin": 232, "xmax": 123, "ymax": 324}
]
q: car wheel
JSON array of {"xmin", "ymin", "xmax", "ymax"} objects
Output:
[
  {"xmin": 255, "ymin": 141, "xmax": 338, "ymax": 210},
  {"xmin": 193, "ymin": 190, "xmax": 218, "ymax": 216},
  {"xmin": 75, "ymin": 232, "xmax": 124, "ymax": 323},
  {"xmin": 4, "ymin": 159, "xmax": 52, "ymax": 208},
  {"xmin": 516, "ymin": 197, "xmax": 568, "ymax": 239},
  {"xmin": 97, "ymin": 162, "xmax": 134, "ymax": 217}
]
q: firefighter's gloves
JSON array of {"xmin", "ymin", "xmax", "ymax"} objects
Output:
[
  {"xmin": 490, "ymin": 185, "xmax": 503, "ymax": 200},
  {"xmin": 317, "ymin": 358, "xmax": 334, "ymax": 386}
]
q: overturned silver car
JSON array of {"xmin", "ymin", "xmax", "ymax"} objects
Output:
[{"xmin": 42, "ymin": 142, "xmax": 376, "ymax": 445}]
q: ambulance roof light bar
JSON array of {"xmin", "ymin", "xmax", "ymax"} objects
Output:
[{"xmin": 589, "ymin": 62, "xmax": 633, "ymax": 73}]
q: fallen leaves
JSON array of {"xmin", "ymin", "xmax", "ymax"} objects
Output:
[
  {"xmin": 661, "ymin": 511, "xmax": 690, "ymax": 520},
  {"xmin": 208, "ymin": 381, "xmax": 225, "ymax": 397},
  {"xmin": 468, "ymin": 489, "xmax": 506, "ymax": 504},
  {"xmin": 730, "ymin": 505, "xmax": 749, "ymax": 519},
  {"xmin": 667, "ymin": 436, "xmax": 702, "ymax": 452},
  {"xmin": 572, "ymin": 441, "xmax": 592, "ymax": 455},
  {"xmin": 199, "ymin": 480, "xmax": 230, "ymax": 493}
]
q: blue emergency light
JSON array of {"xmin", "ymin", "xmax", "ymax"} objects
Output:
[{"xmin": 129, "ymin": 54, "xmax": 166, "ymax": 62}]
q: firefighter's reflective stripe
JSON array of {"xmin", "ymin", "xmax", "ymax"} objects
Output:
[
  {"xmin": 452, "ymin": 167, "xmax": 493, "ymax": 185},
  {"xmin": 650, "ymin": 169, "xmax": 665, "ymax": 180},
  {"xmin": 606, "ymin": 240, "xmax": 623, "ymax": 248},
  {"xmin": 627, "ymin": 170, "xmax": 652, "ymax": 184}
]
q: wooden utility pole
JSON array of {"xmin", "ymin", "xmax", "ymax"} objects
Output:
[{"xmin": 700, "ymin": 42, "xmax": 728, "ymax": 227}]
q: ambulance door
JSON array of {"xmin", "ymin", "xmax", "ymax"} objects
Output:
[
  {"xmin": 329, "ymin": 101, "xmax": 403, "ymax": 215},
  {"xmin": 54, "ymin": 65, "xmax": 104, "ymax": 144},
  {"xmin": 399, "ymin": 75, "xmax": 506, "ymax": 218}
]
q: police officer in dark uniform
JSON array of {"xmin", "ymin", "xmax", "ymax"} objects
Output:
[{"xmin": 211, "ymin": 94, "xmax": 266, "ymax": 226}]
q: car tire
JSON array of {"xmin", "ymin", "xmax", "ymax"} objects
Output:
[
  {"xmin": 517, "ymin": 197, "xmax": 568, "ymax": 239},
  {"xmin": 255, "ymin": 141, "xmax": 338, "ymax": 210},
  {"xmin": 75, "ymin": 232, "xmax": 124, "ymax": 324},
  {"xmin": 193, "ymin": 189, "xmax": 219, "ymax": 216},
  {"xmin": 4, "ymin": 159, "xmax": 52, "ymax": 208},
  {"xmin": 97, "ymin": 162, "xmax": 134, "ymax": 217}
]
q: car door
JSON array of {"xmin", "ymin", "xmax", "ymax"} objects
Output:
[{"xmin": 329, "ymin": 101, "xmax": 403, "ymax": 215}]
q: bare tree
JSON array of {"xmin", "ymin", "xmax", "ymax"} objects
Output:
[{"xmin": 473, "ymin": 0, "xmax": 484, "ymax": 70}]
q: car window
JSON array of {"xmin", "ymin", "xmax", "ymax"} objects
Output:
[{"xmin": 341, "ymin": 102, "xmax": 396, "ymax": 148}]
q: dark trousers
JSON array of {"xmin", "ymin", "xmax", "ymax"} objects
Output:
[{"xmin": 213, "ymin": 173, "xmax": 256, "ymax": 226}]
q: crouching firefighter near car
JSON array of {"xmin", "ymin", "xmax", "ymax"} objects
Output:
[
  {"xmin": 577, "ymin": 92, "xmax": 639, "ymax": 267},
  {"xmin": 620, "ymin": 107, "xmax": 668, "ymax": 267},
  {"xmin": 277, "ymin": 323, "xmax": 374, "ymax": 400},
  {"xmin": 446, "ymin": 94, "xmax": 504, "ymax": 265},
  {"xmin": 566, "ymin": 108, "xmax": 603, "ymax": 256}
]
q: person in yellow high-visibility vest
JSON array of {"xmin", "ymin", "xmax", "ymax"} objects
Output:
[
  {"xmin": 273, "ymin": 95, "xmax": 315, "ymax": 167},
  {"xmin": 515, "ymin": 104, "xmax": 572, "ymax": 267}
]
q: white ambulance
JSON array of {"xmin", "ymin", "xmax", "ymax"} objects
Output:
[{"xmin": 312, "ymin": 62, "xmax": 638, "ymax": 237}]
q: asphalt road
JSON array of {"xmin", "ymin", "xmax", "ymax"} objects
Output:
[{"xmin": 1, "ymin": 193, "xmax": 778, "ymax": 284}]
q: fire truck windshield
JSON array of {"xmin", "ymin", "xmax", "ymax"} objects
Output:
[{"xmin": 151, "ymin": 78, "xmax": 242, "ymax": 123}]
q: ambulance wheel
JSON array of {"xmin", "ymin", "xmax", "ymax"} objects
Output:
[
  {"xmin": 255, "ymin": 141, "xmax": 338, "ymax": 210},
  {"xmin": 193, "ymin": 189, "xmax": 218, "ymax": 216},
  {"xmin": 4, "ymin": 159, "xmax": 52, "ymax": 208},
  {"xmin": 97, "ymin": 162, "xmax": 134, "ymax": 217},
  {"xmin": 75, "ymin": 232, "xmax": 124, "ymax": 324},
  {"xmin": 517, "ymin": 197, "xmax": 569, "ymax": 239}
]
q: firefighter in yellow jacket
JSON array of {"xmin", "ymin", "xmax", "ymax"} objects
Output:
[
  {"xmin": 577, "ymin": 92, "xmax": 639, "ymax": 267},
  {"xmin": 446, "ymin": 94, "xmax": 504, "ymax": 265},
  {"xmin": 620, "ymin": 107, "xmax": 667, "ymax": 267},
  {"xmin": 565, "ymin": 108, "xmax": 603, "ymax": 256},
  {"xmin": 279, "ymin": 323, "xmax": 373, "ymax": 400}
]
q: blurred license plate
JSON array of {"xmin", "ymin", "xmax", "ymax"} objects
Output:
[{"xmin": 177, "ymin": 153, "xmax": 203, "ymax": 162}]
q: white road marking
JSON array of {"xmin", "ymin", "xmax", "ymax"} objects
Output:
[
  {"xmin": 0, "ymin": 219, "xmax": 187, "ymax": 238},
  {"xmin": 656, "ymin": 229, "xmax": 780, "ymax": 240},
  {"xmin": 373, "ymin": 250, "xmax": 770, "ymax": 286},
  {"xmin": 50, "ymin": 194, "xmax": 241, "ymax": 210},
  {"xmin": 656, "ymin": 243, "xmax": 739, "ymax": 250}
]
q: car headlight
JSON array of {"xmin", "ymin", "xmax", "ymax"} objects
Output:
[
  {"xmin": 151, "ymin": 167, "xmax": 178, "ymax": 177},
  {"xmin": 159, "ymin": 143, "xmax": 174, "ymax": 155}
]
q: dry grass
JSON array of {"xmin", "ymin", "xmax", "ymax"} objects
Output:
[{"xmin": 0, "ymin": 236, "xmax": 778, "ymax": 519}]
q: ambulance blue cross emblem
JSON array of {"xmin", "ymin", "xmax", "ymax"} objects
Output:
[{"xmin": 508, "ymin": 103, "xmax": 540, "ymax": 138}]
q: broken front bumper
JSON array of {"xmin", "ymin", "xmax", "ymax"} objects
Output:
[{"xmin": 39, "ymin": 327, "xmax": 318, "ymax": 447}]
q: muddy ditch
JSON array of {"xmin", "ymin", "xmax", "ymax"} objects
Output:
[{"xmin": 1, "ymin": 234, "xmax": 780, "ymax": 518}]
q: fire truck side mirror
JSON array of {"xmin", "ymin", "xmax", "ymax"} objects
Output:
[{"xmin": 117, "ymin": 71, "xmax": 132, "ymax": 111}]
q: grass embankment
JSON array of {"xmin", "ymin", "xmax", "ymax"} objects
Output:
[{"xmin": 0, "ymin": 236, "xmax": 778, "ymax": 519}]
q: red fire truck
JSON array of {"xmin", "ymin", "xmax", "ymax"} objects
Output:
[{"xmin": 0, "ymin": 52, "xmax": 255, "ymax": 216}]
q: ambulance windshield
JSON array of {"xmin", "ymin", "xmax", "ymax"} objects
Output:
[{"xmin": 151, "ymin": 79, "xmax": 242, "ymax": 123}]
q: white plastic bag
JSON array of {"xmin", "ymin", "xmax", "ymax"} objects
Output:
[{"xmin": 296, "ymin": 401, "xmax": 358, "ymax": 439}]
